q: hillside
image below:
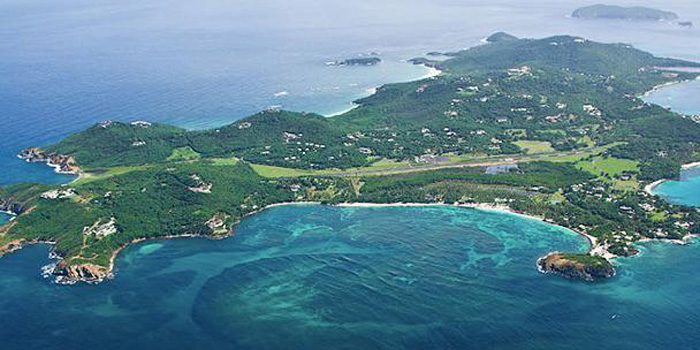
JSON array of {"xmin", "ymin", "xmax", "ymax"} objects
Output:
[{"xmin": 29, "ymin": 35, "xmax": 700, "ymax": 174}]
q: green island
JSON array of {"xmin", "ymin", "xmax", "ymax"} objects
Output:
[
  {"xmin": 3, "ymin": 33, "xmax": 700, "ymax": 284},
  {"xmin": 572, "ymin": 5, "xmax": 679, "ymax": 21}
]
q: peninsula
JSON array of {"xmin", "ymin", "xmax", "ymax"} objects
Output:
[{"xmin": 3, "ymin": 33, "xmax": 700, "ymax": 284}]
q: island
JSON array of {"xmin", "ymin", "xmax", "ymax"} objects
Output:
[
  {"xmin": 538, "ymin": 253, "xmax": 614, "ymax": 281},
  {"xmin": 572, "ymin": 5, "xmax": 679, "ymax": 21},
  {"xmin": 485, "ymin": 32, "xmax": 519, "ymax": 43},
  {"xmin": 2, "ymin": 33, "xmax": 700, "ymax": 284},
  {"xmin": 329, "ymin": 57, "xmax": 381, "ymax": 66}
]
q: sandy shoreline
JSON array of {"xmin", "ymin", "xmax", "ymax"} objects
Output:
[
  {"xmin": 681, "ymin": 161, "xmax": 700, "ymax": 170},
  {"xmin": 645, "ymin": 161, "xmax": 700, "ymax": 195},
  {"xmin": 334, "ymin": 202, "xmax": 598, "ymax": 249},
  {"xmin": 419, "ymin": 66, "xmax": 442, "ymax": 80},
  {"xmin": 641, "ymin": 75, "xmax": 700, "ymax": 98},
  {"xmin": 326, "ymin": 104, "xmax": 359, "ymax": 117},
  {"xmin": 644, "ymin": 179, "xmax": 666, "ymax": 196}
]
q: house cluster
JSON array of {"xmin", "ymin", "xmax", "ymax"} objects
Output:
[
  {"xmin": 205, "ymin": 213, "xmax": 229, "ymax": 233},
  {"xmin": 188, "ymin": 174, "xmax": 213, "ymax": 194},
  {"xmin": 507, "ymin": 66, "xmax": 531, "ymax": 77},
  {"xmin": 130, "ymin": 121, "xmax": 152, "ymax": 128},
  {"xmin": 582, "ymin": 104, "xmax": 603, "ymax": 117},
  {"xmin": 97, "ymin": 120, "xmax": 114, "ymax": 129},
  {"xmin": 41, "ymin": 189, "xmax": 76, "ymax": 200},
  {"xmin": 83, "ymin": 217, "xmax": 118, "ymax": 238},
  {"xmin": 568, "ymin": 181, "xmax": 697, "ymax": 241}
]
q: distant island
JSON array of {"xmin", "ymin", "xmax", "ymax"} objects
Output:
[
  {"xmin": 485, "ymin": 32, "xmax": 519, "ymax": 43},
  {"xmin": 329, "ymin": 57, "xmax": 381, "ymax": 66},
  {"xmin": 3, "ymin": 33, "xmax": 700, "ymax": 284},
  {"xmin": 572, "ymin": 4, "xmax": 679, "ymax": 21}
]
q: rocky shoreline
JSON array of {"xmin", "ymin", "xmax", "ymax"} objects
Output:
[{"xmin": 18, "ymin": 147, "xmax": 80, "ymax": 175}]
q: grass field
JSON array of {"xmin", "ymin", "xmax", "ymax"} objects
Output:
[
  {"xmin": 167, "ymin": 147, "xmax": 201, "ymax": 161},
  {"xmin": 576, "ymin": 155, "xmax": 640, "ymax": 190},
  {"xmin": 249, "ymin": 164, "xmax": 323, "ymax": 177},
  {"xmin": 210, "ymin": 157, "xmax": 240, "ymax": 166},
  {"xmin": 73, "ymin": 166, "xmax": 151, "ymax": 185},
  {"xmin": 576, "ymin": 156, "xmax": 639, "ymax": 177},
  {"xmin": 514, "ymin": 141, "xmax": 554, "ymax": 154}
]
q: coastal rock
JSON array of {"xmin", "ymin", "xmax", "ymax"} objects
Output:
[
  {"xmin": 52, "ymin": 261, "xmax": 110, "ymax": 284},
  {"xmin": 0, "ymin": 238, "xmax": 24, "ymax": 256},
  {"xmin": 537, "ymin": 253, "xmax": 615, "ymax": 282},
  {"xmin": 18, "ymin": 147, "xmax": 79, "ymax": 174},
  {"xmin": 0, "ymin": 198, "xmax": 25, "ymax": 215}
]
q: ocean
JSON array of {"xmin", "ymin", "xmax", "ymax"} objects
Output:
[
  {"xmin": 2, "ymin": 1, "xmax": 700, "ymax": 349},
  {"xmin": 2, "ymin": 205, "xmax": 700, "ymax": 350},
  {"xmin": 644, "ymin": 61, "xmax": 700, "ymax": 206}
]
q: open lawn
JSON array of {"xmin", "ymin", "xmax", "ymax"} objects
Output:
[
  {"xmin": 167, "ymin": 147, "xmax": 201, "ymax": 161},
  {"xmin": 514, "ymin": 140, "xmax": 555, "ymax": 154},
  {"xmin": 576, "ymin": 156, "xmax": 639, "ymax": 177},
  {"xmin": 73, "ymin": 166, "xmax": 151, "ymax": 186}
]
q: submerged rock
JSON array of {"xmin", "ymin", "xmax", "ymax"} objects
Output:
[{"xmin": 538, "ymin": 252, "xmax": 615, "ymax": 282}]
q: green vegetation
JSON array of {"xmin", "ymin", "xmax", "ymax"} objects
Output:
[
  {"xmin": 3, "ymin": 33, "xmax": 700, "ymax": 283},
  {"xmin": 576, "ymin": 156, "xmax": 639, "ymax": 177},
  {"xmin": 73, "ymin": 166, "xmax": 151, "ymax": 185},
  {"xmin": 167, "ymin": 146, "xmax": 201, "ymax": 161},
  {"xmin": 561, "ymin": 253, "xmax": 611, "ymax": 268},
  {"xmin": 514, "ymin": 141, "xmax": 554, "ymax": 154},
  {"xmin": 572, "ymin": 5, "xmax": 678, "ymax": 21}
]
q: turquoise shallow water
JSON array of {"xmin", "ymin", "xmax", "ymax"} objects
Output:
[
  {"xmin": 654, "ymin": 166, "xmax": 700, "ymax": 206},
  {"xmin": 2, "ymin": 205, "xmax": 700, "ymax": 350}
]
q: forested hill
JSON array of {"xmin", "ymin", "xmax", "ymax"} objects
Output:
[
  {"xmin": 441, "ymin": 34, "xmax": 698, "ymax": 86},
  {"xmin": 29, "ymin": 34, "xmax": 700, "ymax": 176}
]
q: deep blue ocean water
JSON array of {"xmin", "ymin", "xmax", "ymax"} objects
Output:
[
  {"xmin": 3, "ymin": 1, "xmax": 700, "ymax": 349},
  {"xmin": 3, "ymin": 205, "xmax": 700, "ymax": 350}
]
